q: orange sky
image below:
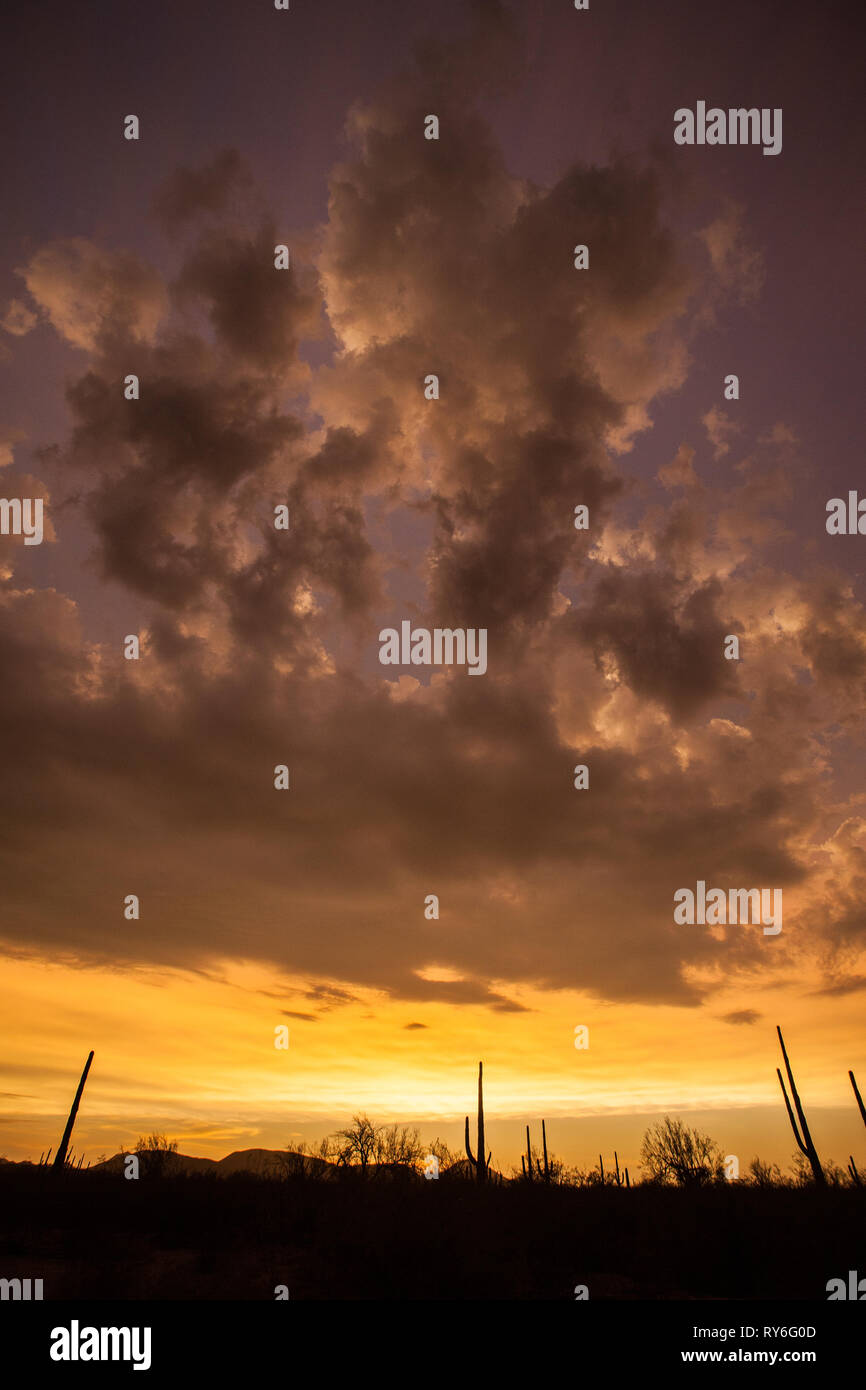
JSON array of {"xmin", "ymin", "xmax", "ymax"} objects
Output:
[{"xmin": 3, "ymin": 950, "xmax": 863, "ymax": 1174}]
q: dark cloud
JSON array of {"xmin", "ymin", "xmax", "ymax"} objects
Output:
[
  {"xmin": 574, "ymin": 570, "xmax": 739, "ymax": 720},
  {"xmin": 302, "ymin": 984, "xmax": 361, "ymax": 1009},
  {"xmin": 174, "ymin": 224, "xmax": 320, "ymax": 373},
  {"xmin": 813, "ymin": 976, "xmax": 866, "ymax": 998},
  {"xmin": 153, "ymin": 150, "xmax": 254, "ymax": 235},
  {"xmin": 1, "ymin": 11, "xmax": 864, "ymax": 1022}
]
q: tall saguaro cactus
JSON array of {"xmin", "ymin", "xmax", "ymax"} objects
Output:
[
  {"xmin": 465, "ymin": 1061, "xmax": 491, "ymax": 1182},
  {"xmin": 54, "ymin": 1051, "xmax": 94, "ymax": 1170},
  {"xmin": 850, "ymin": 1071, "xmax": 866, "ymax": 1129},
  {"xmin": 775, "ymin": 1027, "xmax": 825, "ymax": 1186}
]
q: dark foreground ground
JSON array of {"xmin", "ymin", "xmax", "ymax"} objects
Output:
[{"xmin": 1, "ymin": 1166, "xmax": 862, "ymax": 1299}]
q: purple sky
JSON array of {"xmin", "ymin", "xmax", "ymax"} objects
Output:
[{"xmin": 4, "ymin": 0, "xmax": 864, "ymax": 635}]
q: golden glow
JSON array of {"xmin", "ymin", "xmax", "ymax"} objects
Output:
[{"xmin": 2, "ymin": 950, "xmax": 863, "ymax": 1171}]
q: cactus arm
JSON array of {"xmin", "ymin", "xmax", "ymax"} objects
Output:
[
  {"xmin": 464, "ymin": 1115, "xmax": 477, "ymax": 1166},
  {"xmin": 777, "ymin": 1028, "xmax": 819, "ymax": 1158},
  {"xmin": 776, "ymin": 1028, "xmax": 825, "ymax": 1183},
  {"xmin": 777, "ymin": 1067, "xmax": 808, "ymax": 1154}
]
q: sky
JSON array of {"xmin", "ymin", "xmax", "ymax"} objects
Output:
[{"xmin": 1, "ymin": 0, "xmax": 865, "ymax": 1175}]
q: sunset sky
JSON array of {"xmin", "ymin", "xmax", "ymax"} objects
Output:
[{"xmin": 2, "ymin": 0, "xmax": 865, "ymax": 1175}]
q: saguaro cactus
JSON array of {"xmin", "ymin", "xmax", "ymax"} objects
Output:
[
  {"xmin": 775, "ymin": 1027, "xmax": 825, "ymax": 1186},
  {"xmin": 465, "ymin": 1061, "xmax": 491, "ymax": 1182},
  {"xmin": 523, "ymin": 1122, "xmax": 550, "ymax": 1181},
  {"xmin": 598, "ymin": 1152, "xmax": 626, "ymax": 1187},
  {"xmin": 53, "ymin": 1051, "xmax": 94, "ymax": 1171},
  {"xmin": 850, "ymin": 1071, "xmax": 866, "ymax": 1129}
]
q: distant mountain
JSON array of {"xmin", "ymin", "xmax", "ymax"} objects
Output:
[
  {"xmin": 90, "ymin": 1147, "xmax": 332, "ymax": 1178},
  {"xmin": 6, "ymin": 1149, "xmax": 480, "ymax": 1179},
  {"xmin": 217, "ymin": 1148, "xmax": 331, "ymax": 1178}
]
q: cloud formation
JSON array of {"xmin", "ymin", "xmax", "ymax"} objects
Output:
[{"xmin": 0, "ymin": 8, "xmax": 864, "ymax": 1025}]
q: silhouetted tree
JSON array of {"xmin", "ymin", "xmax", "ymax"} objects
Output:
[
  {"xmin": 334, "ymin": 1115, "xmax": 381, "ymax": 1171},
  {"xmin": 639, "ymin": 1116, "xmax": 725, "ymax": 1186},
  {"xmin": 747, "ymin": 1156, "xmax": 784, "ymax": 1187},
  {"xmin": 133, "ymin": 1133, "xmax": 179, "ymax": 1178},
  {"xmin": 425, "ymin": 1137, "xmax": 459, "ymax": 1172},
  {"xmin": 375, "ymin": 1124, "xmax": 425, "ymax": 1168},
  {"xmin": 278, "ymin": 1140, "xmax": 313, "ymax": 1178}
]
